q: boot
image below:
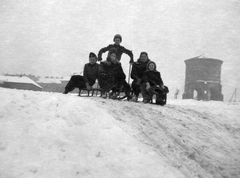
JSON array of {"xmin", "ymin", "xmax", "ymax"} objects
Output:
[
  {"xmin": 63, "ymin": 90, "xmax": 68, "ymax": 94},
  {"xmin": 126, "ymin": 92, "xmax": 132, "ymax": 101},
  {"xmin": 131, "ymin": 95, "xmax": 138, "ymax": 102}
]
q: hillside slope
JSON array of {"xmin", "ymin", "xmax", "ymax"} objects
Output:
[{"xmin": 0, "ymin": 88, "xmax": 239, "ymax": 178}]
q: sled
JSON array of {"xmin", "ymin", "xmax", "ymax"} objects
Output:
[
  {"xmin": 148, "ymin": 85, "xmax": 169, "ymax": 106},
  {"xmin": 78, "ymin": 85, "xmax": 127, "ymax": 99}
]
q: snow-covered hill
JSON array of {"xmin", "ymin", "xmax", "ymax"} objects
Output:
[{"xmin": 0, "ymin": 88, "xmax": 239, "ymax": 178}]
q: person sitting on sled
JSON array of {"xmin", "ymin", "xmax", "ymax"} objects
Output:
[
  {"xmin": 130, "ymin": 52, "xmax": 151, "ymax": 102},
  {"xmin": 63, "ymin": 52, "xmax": 99, "ymax": 94},
  {"xmin": 98, "ymin": 49, "xmax": 132, "ymax": 100},
  {"xmin": 140, "ymin": 61, "xmax": 167, "ymax": 104},
  {"xmin": 97, "ymin": 34, "xmax": 134, "ymax": 64}
]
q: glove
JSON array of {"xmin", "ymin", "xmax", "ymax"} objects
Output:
[
  {"xmin": 86, "ymin": 83, "xmax": 92, "ymax": 90},
  {"xmin": 98, "ymin": 57, "xmax": 103, "ymax": 61},
  {"xmin": 146, "ymin": 82, "xmax": 150, "ymax": 91}
]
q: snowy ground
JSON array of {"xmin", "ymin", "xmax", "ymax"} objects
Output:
[{"xmin": 0, "ymin": 88, "xmax": 240, "ymax": 178}]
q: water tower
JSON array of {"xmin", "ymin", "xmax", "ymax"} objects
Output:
[{"xmin": 182, "ymin": 56, "xmax": 224, "ymax": 101}]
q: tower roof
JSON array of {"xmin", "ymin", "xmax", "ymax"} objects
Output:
[{"xmin": 185, "ymin": 56, "xmax": 223, "ymax": 64}]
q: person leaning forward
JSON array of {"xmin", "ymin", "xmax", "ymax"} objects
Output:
[{"xmin": 98, "ymin": 49, "xmax": 132, "ymax": 100}]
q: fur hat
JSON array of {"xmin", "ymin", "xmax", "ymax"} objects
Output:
[
  {"xmin": 113, "ymin": 34, "xmax": 122, "ymax": 42},
  {"xmin": 89, "ymin": 52, "xmax": 97, "ymax": 58}
]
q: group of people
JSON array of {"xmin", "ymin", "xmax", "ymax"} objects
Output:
[{"xmin": 64, "ymin": 34, "xmax": 167, "ymax": 104}]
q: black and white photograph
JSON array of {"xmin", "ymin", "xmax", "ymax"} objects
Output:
[{"xmin": 0, "ymin": 0, "xmax": 239, "ymax": 177}]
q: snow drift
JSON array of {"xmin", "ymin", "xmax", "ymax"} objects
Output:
[{"xmin": 0, "ymin": 88, "xmax": 239, "ymax": 178}]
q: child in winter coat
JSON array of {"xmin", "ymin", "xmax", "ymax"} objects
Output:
[
  {"xmin": 140, "ymin": 61, "xmax": 165, "ymax": 103},
  {"xmin": 130, "ymin": 52, "xmax": 151, "ymax": 101},
  {"xmin": 97, "ymin": 34, "xmax": 134, "ymax": 64},
  {"xmin": 64, "ymin": 52, "xmax": 99, "ymax": 94},
  {"xmin": 98, "ymin": 49, "xmax": 132, "ymax": 100}
]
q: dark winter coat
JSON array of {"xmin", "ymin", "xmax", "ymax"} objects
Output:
[
  {"xmin": 83, "ymin": 63, "xmax": 99, "ymax": 86},
  {"xmin": 131, "ymin": 58, "xmax": 151, "ymax": 81},
  {"xmin": 98, "ymin": 44, "xmax": 133, "ymax": 63},
  {"xmin": 142, "ymin": 61, "xmax": 164, "ymax": 86},
  {"xmin": 142, "ymin": 70, "xmax": 163, "ymax": 86},
  {"xmin": 142, "ymin": 61, "xmax": 164, "ymax": 87},
  {"xmin": 98, "ymin": 60, "xmax": 126, "ymax": 90},
  {"xmin": 98, "ymin": 60, "xmax": 125, "ymax": 81}
]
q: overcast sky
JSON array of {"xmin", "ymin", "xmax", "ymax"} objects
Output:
[{"xmin": 0, "ymin": 0, "xmax": 239, "ymax": 100}]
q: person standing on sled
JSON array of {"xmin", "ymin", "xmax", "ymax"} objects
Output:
[
  {"xmin": 97, "ymin": 34, "xmax": 134, "ymax": 64},
  {"xmin": 140, "ymin": 61, "xmax": 165, "ymax": 104},
  {"xmin": 63, "ymin": 52, "xmax": 99, "ymax": 94},
  {"xmin": 98, "ymin": 49, "xmax": 132, "ymax": 100},
  {"xmin": 131, "ymin": 52, "xmax": 151, "ymax": 102}
]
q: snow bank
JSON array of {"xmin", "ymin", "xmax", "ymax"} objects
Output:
[{"xmin": 0, "ymin": 88, "xmax": 239, "ymax": 178}]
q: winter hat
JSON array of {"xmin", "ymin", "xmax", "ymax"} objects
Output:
[
  {"xmin": 89, "ymin": 52, "xmax": 97, "ymax": 58},
  {"xmin": 113, "ymin": 34, "xmax": 122, "ymax": 42},
  {"xmin": 139, "ymin": 52, "xmax": 149, "ymax": 59},
  {"xmin": 140, "ymin": 52, "xmax": 148, "ymax": 57},
  {"xmin": 137, "ymin": 52, "xmax": 150, "ymax": 63},
  {"xmin": 146, "ymin": 61, "xmax": 157, "ymax": 71}
]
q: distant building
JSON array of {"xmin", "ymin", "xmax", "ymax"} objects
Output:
[
  {"xmin": 182, "ymin": 56, "xmax": 224, "ymax": 101},
  {"xmin": 37, "ymin": 76, "xmax": 101, "ymax": 94},
  {"xmin": 37, "ymin": 77, "xmax": 70, "ymax": 93},
  {"xmin": 0, "ymin": 76, "xmax": 42, "ymax": 91}
]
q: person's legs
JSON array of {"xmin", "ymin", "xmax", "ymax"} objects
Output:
[
  {"xmin": 64, "ymin": 76, "xmax": 77, "ymax": 94},
  {"xmin": 64, "ymin": 75, "xmax": 86, "ymax": 94},
  {"xmin": 140, "ymin": 83, "xmax": 151, "ymax": 103},
  {"xmin": 117, "ymin": 80, "xmax": 132, "ymax": 100},
  {"xmin": 111, "ymin": 80, "xmax": 132, "ymax": 100},
  {"xmin": 123, "ymin": 81, "xmax": 132, "ymax": 100},
  {"xmin": 131, "ymin": 81, "xmax": 141, "ymax": 101},
  {"xmin": 131, "ymin": 81, "xmax": 140, "ymax": 97},
  {"xmin": 98, "ymin": 76, "xmax": 114, "ymax": 98}
]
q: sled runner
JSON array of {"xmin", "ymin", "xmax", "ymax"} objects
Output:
[
  {"xmin": 78, "ymin": 84, "xmax": 128, "ymax": 100},
  {"xmin": 79, "ymin": 88, "xmax": 104, "ymax": 97}
]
